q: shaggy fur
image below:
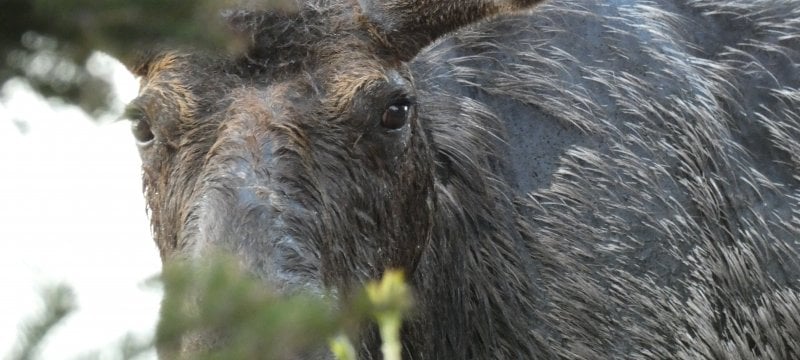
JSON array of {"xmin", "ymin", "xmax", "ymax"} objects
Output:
[{"xmin": 127, "ymin": 0, "xmax": 800, "ymax": 358}]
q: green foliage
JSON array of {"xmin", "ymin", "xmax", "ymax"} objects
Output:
[
  {"xmin": 0, "ymin": 0, "xmax": 294, "ymax": 115},
  {"xmin": 8, "ymin": 256, "xmax": 414, "ymax": 359},
  {"xmin": 31, "ymin": 0, "xmax": 245, "ymax": 63},
  {"xmin": 9, "ymin": 284, "xmax": 76, "ymax": 360},
  {"xmin": 364, "ymin": 270, "xmax": 412, "ymax": 360},
  {"xmin": 329, "ymin": 334, "xmax": 358, "ymax": 360},
  {"xmin": 156, "ymin": 256, "xmax": 339, "ymax": 359},
  {"xmin": 156, "ymin": 256, "xmax": 414, "ymax": 359}
]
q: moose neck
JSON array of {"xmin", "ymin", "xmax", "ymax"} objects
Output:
[{"xmin": 394, "ymin": 94, "xmax": 550, "ymax": 357}]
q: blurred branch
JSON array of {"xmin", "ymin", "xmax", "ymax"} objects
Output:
[
  {"xmin": 157, "ymin": 256, "xmax": 414, "ymax": 359},
  {"xmin": 5, "ymin": 257, "xmax": 413, "ymax": 359},
  {"xmin": 29, "ymin": 0, "xmax": 242, "ymax": 64},
  {"xmin": 157, "ymin": 255, "xmax": 341, "ymax": 359},
  {"xmin": 364, "ymin": 270, "xmax": 412, "ymax": 360},
  {"xmin": 330, "ymin": 334, "xmax": 358, "ymax": 360},
  {"xmin": 0, "ymin": 0, "xmax": 294, "ymax": 116},
  {"xmin": 9, "ymin": 284, "xmax": 76, "ymax": 360}
]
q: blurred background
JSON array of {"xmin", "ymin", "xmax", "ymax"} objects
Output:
[
  {"xmin": 0, "ymin": 49, "xmax": 161, "ymax": 358},
  {"xmin": 0, "ymin": 1, "xmax": 302, "ymax": 357},
  {"xmin": 0, "ymin": 1, "xmax": 243, "ymax": 358}
]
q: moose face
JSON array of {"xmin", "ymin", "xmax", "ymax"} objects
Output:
[
  {"xmin": 125, "ymin": 0, "xmax": 800, "ymax": 359},
  {"xmin": 128, "ymin": 28, "xmax": 436, "ymax": 296},
  {"xmin": 126, "ymin": 0, "xmax": 545, "ymax": 357},
  {"xmin": 129, "ymin": 0, "xmax": 542, "ymax": 290}
]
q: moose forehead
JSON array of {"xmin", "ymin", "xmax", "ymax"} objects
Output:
[
  {"xmin": 129, "ymin": 4, "xmax": 413, "ymax": 113},
  {"xmin": 132, "ymin": 52, "xmax": 406, "ymax": 125}
]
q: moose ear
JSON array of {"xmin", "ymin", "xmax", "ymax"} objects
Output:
[{"xmin": 358, "ymin": 0, "xmax": 544, "ymax": 60}]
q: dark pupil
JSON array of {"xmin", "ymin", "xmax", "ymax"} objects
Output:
[
  {"xmin": 131, "ymin": 119, "xmax": 155, "ymax": 143},
  {"xmin": 381, "ymin": 104, "xmax": 409, "ymax": 129}
]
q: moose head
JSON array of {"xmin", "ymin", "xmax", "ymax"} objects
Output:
[{"xmin": 126, "ymin": 0, "xmax": 545, "ymax": 358}]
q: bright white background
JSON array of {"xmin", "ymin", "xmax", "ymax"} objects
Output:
[{"xmin": 0, "ymin": 53, "xmax": 161, "ymax": 359}]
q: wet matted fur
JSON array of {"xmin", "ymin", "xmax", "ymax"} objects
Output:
[{"xmin": 127, "ymin": 0, "xmax": 800, "ymax": 358}]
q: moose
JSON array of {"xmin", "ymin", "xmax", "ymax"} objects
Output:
[{"xmin": 124, "ymin": 0, "xmax": 800, "ymax": 358}]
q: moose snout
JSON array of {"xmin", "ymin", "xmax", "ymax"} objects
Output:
[{"xmin": 178, "ymin": 114, "xmax": 324, "ymax": 296}]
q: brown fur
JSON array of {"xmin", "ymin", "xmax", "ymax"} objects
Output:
[{"xmin": 125, "ymin": 0, "xmax": 800, "ymax": 358}]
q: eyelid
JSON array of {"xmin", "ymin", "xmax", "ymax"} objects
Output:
[
  {"xmin": 121, "ymin": 104, "xmax": 148, "ymax": 123},
  {"xmin": 388, "ymin": 88, "xmax": 415, "ymax": 103},
  {"xmin": 389, "ymin": 97, "xmax": 415, "ymax": 115}
]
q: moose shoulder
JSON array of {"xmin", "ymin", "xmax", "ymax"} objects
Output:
[{"xmin": 125, "ymin": 0, "xmax": 800, "ymax": 358}]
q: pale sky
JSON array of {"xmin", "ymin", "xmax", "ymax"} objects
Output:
[{"xmin": 0, "ymin": 53, "xmax": 161, "ymax": 359}]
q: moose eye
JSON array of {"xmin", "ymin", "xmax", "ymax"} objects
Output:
[
  {"xmin": 381, "ymin": 102, "xmax": 411, "ymax": 130},
  {"xmin": 131, "ymin": 119, "xmax": 155, "ymax": 144},
  {"xmin": 125, "ymin": 107, "xmax": 155, "ymax": 144}
]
